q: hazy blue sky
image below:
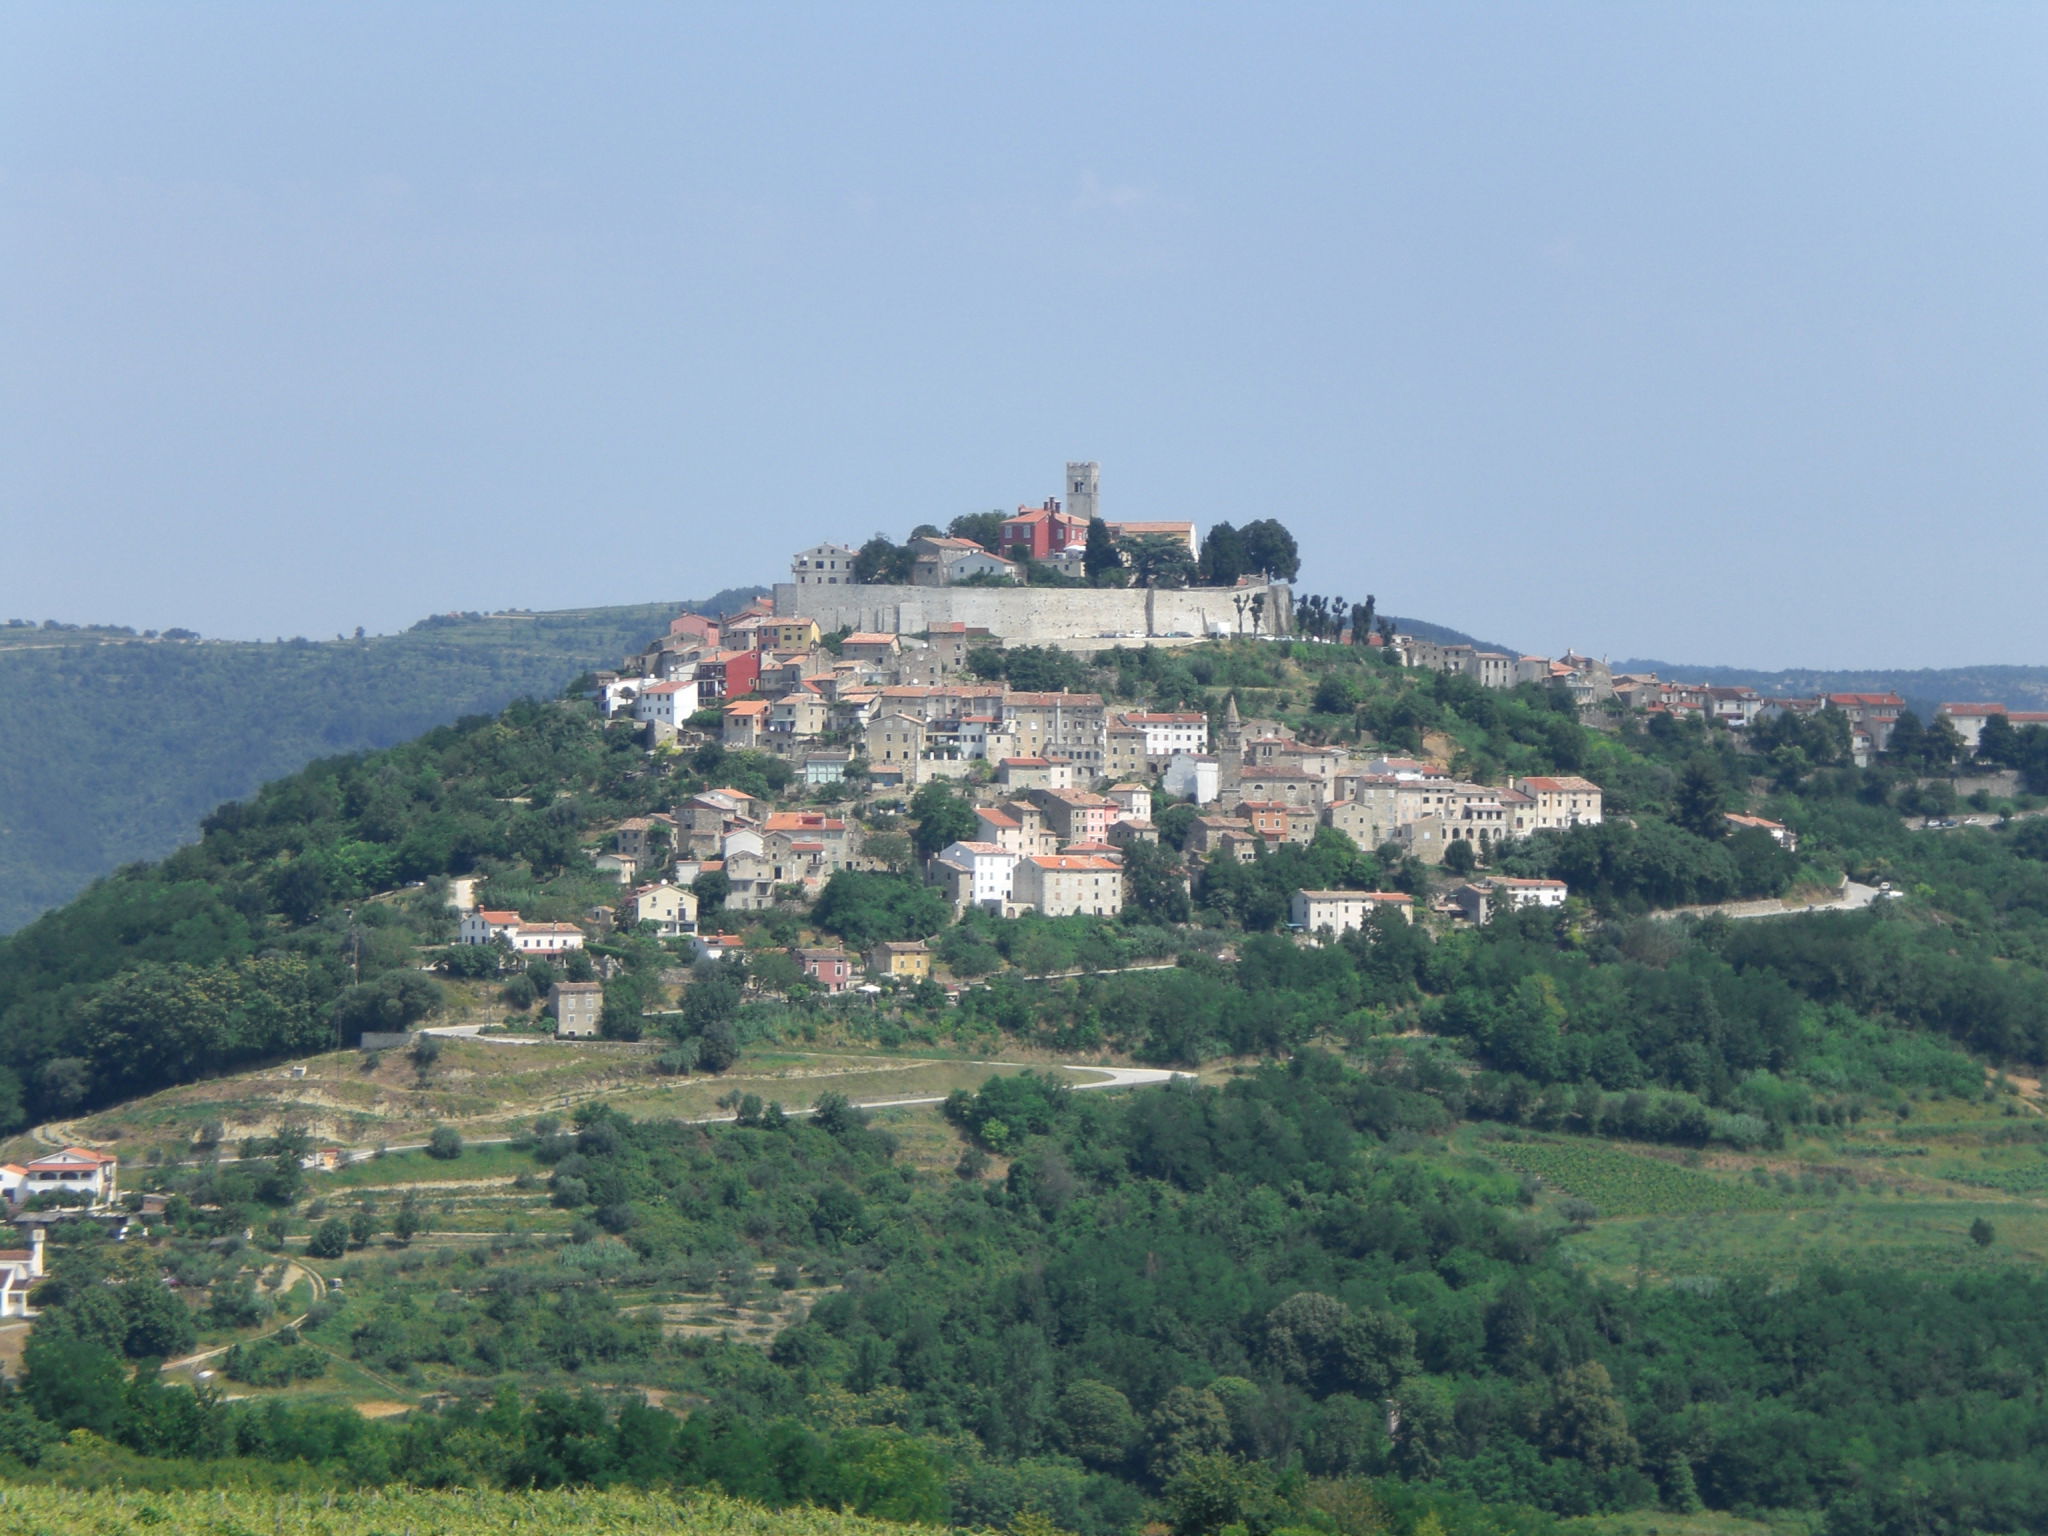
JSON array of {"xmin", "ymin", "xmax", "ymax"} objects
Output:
[{"xmin": 6, "ymin": 4, "xmax": 2045, "ymax": 667}]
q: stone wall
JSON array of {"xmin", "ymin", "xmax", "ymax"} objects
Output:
[{"xmin": 772, "ymin": 581, "xmax": 1293, "ymax": 644}]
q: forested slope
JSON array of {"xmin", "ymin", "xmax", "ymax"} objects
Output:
[{"xmin": 0, "ymin": 593, "xmax": 759, "ymax": 933}]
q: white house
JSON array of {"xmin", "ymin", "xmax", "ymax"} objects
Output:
[
  {"xmin": 457, "ymin": 909, "xmax": 585, "ymax": 956},
  {"xmin": 934, "ymin": 840, "xmax": 1022, "ymax": 913},
  {"xmin": 1162, "ymin": 753, "xmax": 1220, "ymax": 806},
  {"xmin": 458, "ymin": 909, "xmax": 523, "ymax": 946},
  {"xmin": 1289, "ymin": 890, "xmax": 1413, "ymax": 937},
  {"xmin": 15, "ymin": 1148, "xmax": 119, "ymax": 1208},
  {"xmin": 1456, "ymin": 877, "xmax": 1569, "ymax": 923},
  {"xmin": 1118, "ymin": 711, "xmax": 1210, "ymax": 763},
  {"xmin": 633, "ymin": 678, "xmax": 701, "ymax": 730},
  {"xmin": 0, "ymin": 1228, "xmax": 45, "ymax": 1317}
]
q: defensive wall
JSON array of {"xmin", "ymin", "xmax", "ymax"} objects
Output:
[{"xmin": 771, "ymin": 581, "xmax": 1293, "ymax": 645}]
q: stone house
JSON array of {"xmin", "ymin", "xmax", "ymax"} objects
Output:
[{"xmin": 549, "ymin": 981, "xmax": 605, "ymax": 1039}]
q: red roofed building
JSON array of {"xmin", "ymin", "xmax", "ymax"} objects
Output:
[
  {"xmin": 1827, "ymin": 693, "xmax": 1905, "ymax": 752},
  {"xmin": 1000, "ymin": 499, "xmax": 1090, "ymax": 563},
  {"xmin": 1013, "ymin": 854, "xmax": 1124, "ymax": 917},
  {"xmin": 19, "ymin": 1148, "xmax": 119, "ymax": 1207}
]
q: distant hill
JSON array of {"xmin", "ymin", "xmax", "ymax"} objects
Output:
[
  {"xmin": 1617, "ymin": 658, "xmax": 2048, "ymax": 720},
  {"xmin": 0, "ymin": 592, "xmax": 761, "ymax": 933},
  {"xmin": 1385, "ymin": 614, "xmax": 1522, "ymax": 655}
]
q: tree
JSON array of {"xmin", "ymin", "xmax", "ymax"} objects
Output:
[
  {"xmin": 349, "ymin": 1208, "xmax": 377, "ymax": 1247},
  {"xmin": 697, "ymin": 1016, "xmax": 740, "ymax": 1073},
  {"xmin": 600, "ymin": 973, "xmax": 650, "ymax": 1041},
  {"xmin": 1979, "ymin": 711, "xmax": 2018, "ymax": 765},
  {"xmin": 1054, "ymin": 1380, "xmax": 1140, "ymax": 1469},
  {"xmin": 749, "ymin": 949, "xmax": 804, "ymax": 995},
  {"xmin": 328, "ymin": 970, "xmax": 444, "ymax": 1047},
  {"xmin": 1239, "ymin": 518, "xmax": 1300, "ymax": 581},
  {"xmin": 812, "ymin": 870, "xmax": 950, "ymax": 949},
  {"xmin": 948, "ymin": 511, "xmax": 1006, "ymax": 553},
  {"xmin": 308, "ymin": 1216, "xmax": 350, "ymax": 1259},
  {"xmin": 1540, "ymin": 1360, "xmax": 1639, "ymax": 1472},
  {"xmin": 1673, "ymin": 758, "xmax": 1727, "ymax": 840},
  {"xmin": 910, "ymin": 779, "xmax": 977, "ymax": 859},
  {"xmin": 1442, "ymin": 838, "xmax": 1477, "ymax": 877},
  {"xmin": 1083, "ymin": 518, "xmax": 1120, "ymax": 584},
  {"xmin": 1126, "ymin": 534, "xmax": 1197, "ymax": 590},
  {"xmin": 1198, "ymin": 522, "xmax": 1248, "ymax": 586},
  {"xmin": 863, "ymin": 830, "xmax": 913, "ymax": 872},
  {"xmin": 1971, "ymin": 1216, "xmax": 1997, "ymax": 1247},
  {"xmin": 691, "ymin": 867, "xmax": 731, "ymax": 917},
  {"xmin": 853, "ymin": 535, "xmax": 913, "ymax": 585},
  {"xmin": 1146, "ymin": 1385, "xmax": 1231, "ymax": 1482},
  {"xmin": 392, "ymin": 1193, "xmax": 422, "ymax": 1243},
  {"xmin": 1122, "ymin": 838, "xmax": 1191, "ymax": 925},
  {"xmin": 427, "ymin": 1125, "xmax": 464, "ymax": 1160}
]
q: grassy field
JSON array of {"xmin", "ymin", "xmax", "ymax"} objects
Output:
[
  {"xmin": 0, "ymin": 1485, "xmax": 903, "ymax": 1535},
  {"xmin": 1481, "ymin": 1134, "xmax": 1789, "ymax": 1216},
  {"xmin": 1560, "ymin": 1196, "xmax": 2048, "ymax": 1283},
  {"xmin": 4, "ymin": 1041, "xmax": 1051, "ymax": 1169}
]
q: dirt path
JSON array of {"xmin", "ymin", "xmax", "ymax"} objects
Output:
[{"xmin": 163, "ymin": 1258, "xmax": 326, "ymax": 1373}]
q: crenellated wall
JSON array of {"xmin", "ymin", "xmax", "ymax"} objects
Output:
[{"xmin": 771, "ymin": 582, "xmax": 1292, "ymax": 644}]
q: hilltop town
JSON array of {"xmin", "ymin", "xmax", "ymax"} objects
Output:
[{"xmin": 420, "ymin": 459, "xmax": 2028, "ymax": 1030}]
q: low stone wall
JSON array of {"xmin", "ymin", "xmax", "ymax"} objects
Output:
[{"xmin": 773, "ymin": 581, "xmax": 1292, "ymax": 645}]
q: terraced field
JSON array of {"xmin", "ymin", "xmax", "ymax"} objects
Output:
[{"xmin": 1485, "ymin": 1135, "xmax": 1788, "ymax": 1216}]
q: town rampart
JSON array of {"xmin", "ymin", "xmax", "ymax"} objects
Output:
[{"xmin": 771, "ymin": 582, "xmax": 1292, "ymax": 644}]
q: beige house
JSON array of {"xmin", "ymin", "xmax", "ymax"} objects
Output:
[
  {"xmin": 624, "ymin": 881, "xmax": 698, "ymax": 935},
  {"xmin": 1512, "ymin": 776, "xmax": 1604, "ymax": 833},
  {"xmin": 550, "ymin": 980, "xmax": 605, "ymax": 1039},
  {"xmin": 1013, "ymin": 854, "xmax": 1123, "ymax": 917},
  {"xmin": 722, "ymin": 699, "xmax": 770, "ymax": 747},
  {"xmin": 869, "ymin": 940, "xmax": 933, "ymax": 981},
  {"xmin": 865, "ymin": 711, "xmax": 928, "ymax": 768}
]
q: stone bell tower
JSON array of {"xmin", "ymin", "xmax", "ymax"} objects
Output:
[{"xmin": 1065, "ymin": 461, "xmax": 1100, "ymax": 522}]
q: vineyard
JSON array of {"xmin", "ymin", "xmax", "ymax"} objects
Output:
[
  {"xmin": 1941, "ymin": 1159, "xmax": 2048, "ymax": 1196},
  {"xmin": 1485, "ymin": 1136, "xmax": 1788, "ymax": 1216},
  {"xmin": 0, "ymin": 1485, "xmax": 904, "ymax": 1536}
]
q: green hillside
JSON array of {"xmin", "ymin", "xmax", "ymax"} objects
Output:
[
  {"xmin": 5, "ymin": 636, "xmax": 2048, "ymax": 1532},
  {"xmin": 0, "ymin": 593, "xmax": 760, "ymax": 934}
]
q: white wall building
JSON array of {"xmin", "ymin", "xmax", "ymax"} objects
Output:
[
  {"xmin": 1163, "ymin": 753, "xmax": 1220, "ymax": 805},
  {"xmin": 791, "ymin": 542, "xmax": 859, "ymax": 586},
  {"xmin": 633, "ymin": 678, "xmax": 701, "ymax": 730},
  {"xmin": 935, "ymin": 840, "xmax": 1022, "ymax": 912},
  {"xmin": 1290, "ymin": 890, "xmax": 1413, "ymax": 936}
]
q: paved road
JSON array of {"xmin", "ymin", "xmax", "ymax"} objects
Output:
[{"xmin": 1658, "ymin": 880, "xmax": 1884, "ymax": 923}]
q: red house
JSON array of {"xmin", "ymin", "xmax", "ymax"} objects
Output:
[
  {"xmin": 697, "ymin": 649, "xmax": 761, "ymax": 701},
  {"xmin": 1000, "ymin": 499, "xmax": 1090, "ymax": 563},
  {"xmin": 795, "ymin": 947, "xmax": 855, "ymax": 994}
]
